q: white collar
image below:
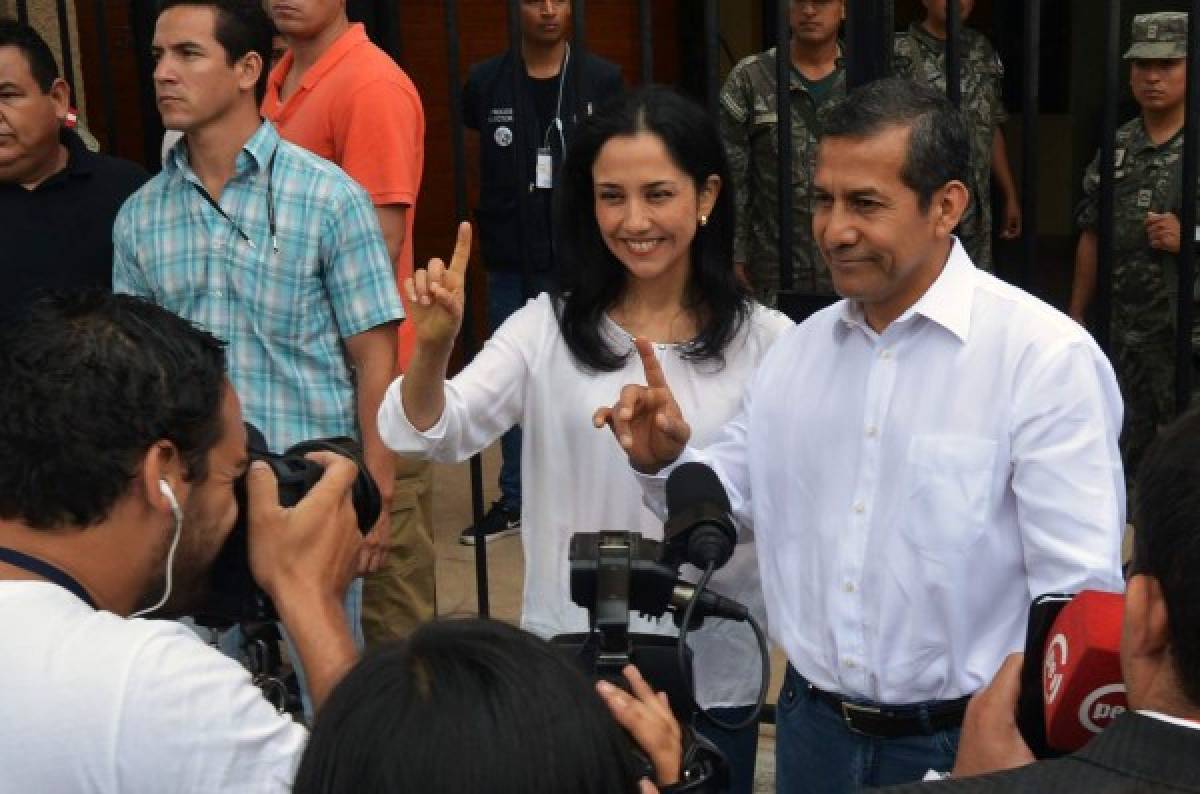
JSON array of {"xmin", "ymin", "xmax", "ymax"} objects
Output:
[
  {"xmin": 1137, "ymin": 709, "xmax": 1200, "ymax": 731},
  {"xmin": 837, "ymin": 237, "xmax": 976, "ymax": 343}
]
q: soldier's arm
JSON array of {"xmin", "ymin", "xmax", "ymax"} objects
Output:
[
  {"xmin": 992, "ymin": 130, "xmax": 1021, "ymax": 239},
  {"xmin": 1069, "ymin": 229, "xmax": 1098, "ymax": 325},
  {"xmin": 1069, "ymin": 150, "xmax": 1103, "ymax": 324},
  {"xmin": 719, "ymin": 66, "xmax": 753, "ymax": 270}
]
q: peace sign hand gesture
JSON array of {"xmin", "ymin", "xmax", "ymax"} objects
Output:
[
  {"xmin": 406, "ymin": 222, "xmax": 472, "ymax": 352},
  {"xmin": 593, "ymin": 337, "xmax": 691, "ymax": 474}
]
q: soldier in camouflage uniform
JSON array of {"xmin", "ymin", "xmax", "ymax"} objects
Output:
[
  {"xmin": 1069, "ymin": 12, "xmax": 1196, "ymax": 484},
  {"xmin": 719, "ymin": 0, "xmax": 844, "ymax": 309},
  {"xmin": 893, "ymin": 0, "xmax": 1020, "ymax": 271}
]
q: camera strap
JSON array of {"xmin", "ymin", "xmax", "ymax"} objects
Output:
[{"xmin": 0, "ymin": 546, "xmax": 97, "ymax": 610}]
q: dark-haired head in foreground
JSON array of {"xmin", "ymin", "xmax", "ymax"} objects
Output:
[
  {"xmin": 0, "ymin": 290, "xmax": 240, "ymax": 614},
  {"xmin": 813, "ymin": 77, "xmax": 971, "ymax": 332},
  {"xmin": 1127, "ymin": 409, "xmax": 1200, "ymax": 713},
  {"xmin": 554, "ymin": 84, "xmax": 750, "ymax": 372},
  {"xmin": 293, "ymin": 618, "xmax": 644, "ymax": 794}
]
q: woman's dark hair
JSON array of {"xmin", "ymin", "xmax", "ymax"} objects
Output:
[
  {"xmin": 0, "ymin": 291, "xmax": 227, "ymax": 529},
  {"xmin": 293, "ymin": 618, "xmax": 642, "ymax": 794},
  {"xmin": 554, "ymin": 85, "xmax": 749, "ymax": 372}
]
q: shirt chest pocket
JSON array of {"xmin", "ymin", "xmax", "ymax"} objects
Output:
[{"xmin": 903, "ymin": 435, "xmax": 998, "ymax": 557}]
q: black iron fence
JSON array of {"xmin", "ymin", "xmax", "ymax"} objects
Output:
[{"xmin": 21, "ymin": 0, "xmax": 1200, "ymax": 612}]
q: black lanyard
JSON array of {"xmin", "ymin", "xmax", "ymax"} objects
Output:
[
  {"xmin": 190, "ymin": 148, "xmax": 278, "ymax": 253},
  {"xmin": 0, "ymin": 546, "xmax": 97, "ymax": 609}
]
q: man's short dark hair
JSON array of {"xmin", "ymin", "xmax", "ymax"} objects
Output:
[
  {"xmin": 820, "ymin": 77, "xmax": 970, "ymax": 212},
  {"xmin": 158, "ymin": 0, "xmax": 275, "ymax": 102},
  {"xmin": 0, "ymin": 18, "xmax": 61, "ymax": 93},
  {"xmin": 0, "ymin": 291, "xmax": 227, "ymax": 529},
  {"xmin": 1132, "ymin": 409, "xmax": 1200, "ymax": 706}
]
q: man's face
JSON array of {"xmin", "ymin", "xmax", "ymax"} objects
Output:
[
  {"xmin": 136, "ymin": 382, "xmax": 249, "ymax": 614},
  {"xmin": 921, "ymin": 0, "xmax": 976, "ymax": 27},
  {"xmin": 1131, "ymin": 58, "xmax": 1187, "ymax": 115},
  {"xmin": 813, "ymin": 125, "xmax": 952, "ymax": 327},
  {"xmin": 790, "ymin": 0, "xmax": 843, "ymax": 48},
  {"xmin": 152, "ymin": 5, "xmax": 255, "ymax": 134},
  {"xmin": 520, "ymin": 0, "xmax": 571, "ymax": 47},
  {"xmin": 0, "ymin": 45, "xmax": 67, "ymax": 185},
  {"xmin": 269, "ymin": 0, "xmax": 345, "ymax": 40}
]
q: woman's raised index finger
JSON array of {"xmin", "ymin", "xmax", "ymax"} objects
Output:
[
  {"xmin": 634, "ymin": 337, "xmax": 669, "ymax": 389},
  {"xmin": 448, "ymin": 221, "xmax": 473, "ymax": 275}
]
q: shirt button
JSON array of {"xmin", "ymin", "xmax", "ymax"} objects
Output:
[
  {"xmin": 853, "ymin": 502, "xmax": 865, "ymax": 514},
  {"xmin": 880, "ymin": 349, "xmax": 893, "ymax": 360},
  {"xmin": 844, "ymin": 659, "xmax": 857, "ymax": 669},
  {"xmin": 865, "ymin": 425, "xmax": 878, "ymax": 438},
  {"xmin": 843, "ymin": 581, "xmax": 855, "ymax": 593}
]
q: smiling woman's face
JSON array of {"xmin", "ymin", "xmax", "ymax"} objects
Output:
[{"xmin": 591, "ymin": 131, "xmax": 719, "ymax": 289}]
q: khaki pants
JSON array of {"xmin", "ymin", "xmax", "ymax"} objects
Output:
[{"xmin": 361, "ymin": 455, "xmax": 436, "ymax": 646}]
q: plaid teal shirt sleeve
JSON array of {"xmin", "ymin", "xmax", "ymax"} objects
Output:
[
  {"xmin": 112, "ymin": 198, "xmax": 154, "ymax": 299},
  {"xmin": 319, "ymin": 178, "xmax": 405, "ymax": 338}
]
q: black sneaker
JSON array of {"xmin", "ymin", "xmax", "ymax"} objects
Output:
[{"xmin": 459, "ymin": 501, "xmax": 521, "ymax": 545}]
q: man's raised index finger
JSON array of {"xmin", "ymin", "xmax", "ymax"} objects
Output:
[
  {"xmin": 448, "ymin": 221, "xmax": 472, "ymax": 276},
  {"xmin": 634, "ymin": 337, "xmax": 669, "ymax": 390}
]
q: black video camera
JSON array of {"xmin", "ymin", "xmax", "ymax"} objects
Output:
[
  {"xmin": 558, "ymin": 531, "xmax": 736, "ymax": 793},
  {"xmin": 192, "ymin": 423, "xmax": 381, "ymax": 627}
]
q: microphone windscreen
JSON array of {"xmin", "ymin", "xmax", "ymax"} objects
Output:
[
  {"xmin": 666, "ymin": 462, "xmax": 731, "ymax": 517},
  {"xmin": 1042, "ymin": 590, "xmax": 1127, "ymax": 753}
]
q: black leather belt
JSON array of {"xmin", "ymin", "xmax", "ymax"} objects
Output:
[{"xmin": 807, "ymin": 682, "xmax": 970, "ymax": 739}]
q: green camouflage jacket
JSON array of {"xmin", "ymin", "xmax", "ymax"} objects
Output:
[
  {"xmin": 1076, "ymin": 117, "xmax": 1197, "ymax": 343},
  {"xmin": 719, "ymin": 47, "xmax": 844, "ymax": 303},
  {"xmin": 894, "ymin": 23, "xmax": 1006, "ymax": 270}
]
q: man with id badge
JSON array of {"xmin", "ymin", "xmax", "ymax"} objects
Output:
[
  {"xmin": 1069, "ymin": 12, "xmax": 1199, "ymax": 487},
  {"xmin": 112, "ymin": 0, "xmax": 402, "ymax": 702},
  {"xmin": 460, "ymin": 0, "xmax": 622, "ymax": 544}
]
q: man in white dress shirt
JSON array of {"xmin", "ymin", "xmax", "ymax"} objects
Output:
[
  {"xmin": 889, "ymin": 410, "xmax": 1200, "ymax": 792},
  {"xmin": 595, "ymin": 77, "xmax": 1126, "ymax": 792}
]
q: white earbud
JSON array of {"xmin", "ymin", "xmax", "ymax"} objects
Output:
[
  {"xmin": 158, "ymin": 480, "xmax": 182, "ymax": 524},
  {"xmin": 131, "ymin": 480, "xmax": 184, "ymax": 619}
]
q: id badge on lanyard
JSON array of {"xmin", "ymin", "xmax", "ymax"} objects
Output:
[{"xmin": 535, "ymin": 147, "xmax": 554, "ymax": 190}]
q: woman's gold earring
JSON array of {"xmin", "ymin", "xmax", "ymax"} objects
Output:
[{"xmin": 698, "ymin": 214, "xmax": 708, "ymax": 227}]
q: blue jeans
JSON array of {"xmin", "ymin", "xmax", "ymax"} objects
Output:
[
  {"xmin": 775, "ymin": 665, "xmax": 960, "ymax": 793},
  {"xmin": 696, "ymin": 705, "xmax": 759, "ymax": 794},
  {"xmin": 486, "ymin": 270, "xmax": 552, "ymax": 511},
  {"xmin": 184, "ymin": 579, "xmax": 363, "ymax": 724},
  {"xmin": 284, "ymin": 578, "xmax": 364, "ymax": 723}
]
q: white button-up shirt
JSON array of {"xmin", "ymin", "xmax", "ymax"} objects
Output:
[{"xmin": 643, "ymin": 241, "xmax": 1126, "ymax": 703}]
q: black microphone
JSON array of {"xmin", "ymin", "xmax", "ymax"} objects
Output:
[{"xmin": 663, "ymin": 462, "xmax": 736, "ymax": 571}]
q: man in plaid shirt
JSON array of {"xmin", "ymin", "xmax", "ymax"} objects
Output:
[{"xmin": 113, "ymin": 0, "xmax": 401, "ymax": 700}]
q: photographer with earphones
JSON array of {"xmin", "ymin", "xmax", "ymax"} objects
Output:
[{"xmin": 0, "ymin": 291, "xmax": 364, "ymax": 793}]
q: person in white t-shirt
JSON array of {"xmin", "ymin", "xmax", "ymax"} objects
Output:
[
  {"xmin": 0, "ymin": 291, "xmax": 363, "ymax": 794},
  {"xmin": 378, "ymin": 86, "xmax": 790, "ymax": 792}
]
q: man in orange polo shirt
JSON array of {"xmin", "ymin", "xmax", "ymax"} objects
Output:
[{"xmin": 263, "ymin": 0, "xmax": 432, "ymax": 646}]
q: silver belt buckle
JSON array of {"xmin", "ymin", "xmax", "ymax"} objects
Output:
[{"xmin": 841, "ymin": 700, "xmax": 883, "ymax": 735}]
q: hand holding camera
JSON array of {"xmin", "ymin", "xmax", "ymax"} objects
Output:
[{"xmin": 245, "ymin": 450, "xmax": 363, "ymax": 608}]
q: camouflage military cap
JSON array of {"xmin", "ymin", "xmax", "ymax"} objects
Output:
[{"xmin": 1124, "ymin": 12, "xmax": 1188, "ymax": 60}]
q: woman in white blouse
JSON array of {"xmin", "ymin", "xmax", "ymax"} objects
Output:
[{"xmin": 378, "ymin": 86, "xmax": 791, "ymax": 793}]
